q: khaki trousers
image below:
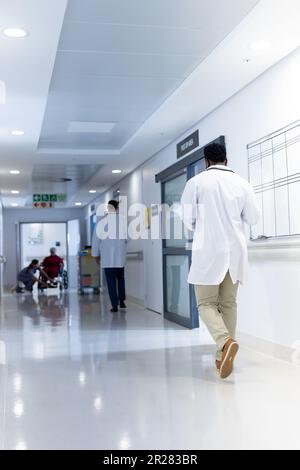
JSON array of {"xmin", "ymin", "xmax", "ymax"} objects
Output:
[{"xmin": 194, "ymin": 272, "xmax": 239, "ymax": 361}]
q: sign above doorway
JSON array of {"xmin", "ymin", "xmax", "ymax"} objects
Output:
[{"xmin": 177, "ymin": 130, "xmax": 199, "ymax": 159}]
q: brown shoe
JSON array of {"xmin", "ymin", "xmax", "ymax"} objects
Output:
[
  {"xmin": 219, "ymin": 338, "xmax": 239, "ymax": 379},
  {"xmin": 216, "ymin": 360, "xmax": 221, "ymax": 374}
]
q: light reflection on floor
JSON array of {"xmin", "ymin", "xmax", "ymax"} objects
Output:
[{"xmin": 0, "ymin": 290, "xmax": 300, "ymax": 450}]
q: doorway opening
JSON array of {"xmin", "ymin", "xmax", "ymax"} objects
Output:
[
  {"xmin": 18, "ymin": 220, "xmax": 81, "ymax": 290},
  {"xmin": 20, "ymin": 223, "xmax": 67, "ymax": 271}
]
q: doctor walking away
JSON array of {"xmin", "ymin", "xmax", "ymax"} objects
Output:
[
  {"xmin": 92, "ymin": 200, "xmax": 127, "ymax": 313},
  {"xmin": 181, "ymin": 143, "xmax": 259, "ymax": 379}
]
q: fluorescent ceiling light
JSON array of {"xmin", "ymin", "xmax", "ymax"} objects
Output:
[
  {"xmin": 11, "ymin": 130, "xmax": 25, "ymax": 136},
  {"xmin": 68, "ymin": 121, "xmax": 116, "ymax": 134},
  {"xmin": 112, "ymin": 170, "xmax": 122, "ymax": 174},
  {"xmin": 11, "ymin": 203, "xmax": 19, "ymax": 207},
  {"xmin": 89, "ymin": 190, "xmax": 97, "ymax": 194},
  {"xmin": 0, "ymin": 80, "xmax": 6, "ymax": 105},
  {"xmin": 9, "ymin": 170, "xmax": 20, "ymax": 175},
  {"xmin": 3, "ymin": 28, "xmax": 28, "ymax": 38},
  {"xmin": 250, "ymin": 41, "xmax": 271, "ymax": 51},
  {"xmin": 11, "ymin": 190, "xmax": 19, "ymax": 194}
]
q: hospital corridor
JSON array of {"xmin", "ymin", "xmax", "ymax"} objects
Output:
[{"xmin": 1, "ymin": 0, "xmax": 300, "ymax": 455}]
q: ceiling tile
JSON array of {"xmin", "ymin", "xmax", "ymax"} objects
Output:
[
  {"xmin": 64, "ymin": 0, "xmax": 259, "ymax": 30},
  {"xmin": 58, "ymin": 21, "xmax": 225, "ymax": 57},
  {"xmin": 54, "ymin": 50, "xmax": 202, "ymax": 79}
]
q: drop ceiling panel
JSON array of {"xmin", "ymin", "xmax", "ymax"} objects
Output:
[
  {"xmin": 54, "ymin": 50, "xmax": 202, "ymax": 79},
  {"xmin": 59, "ymin": 22, "xmax": 227, "ymax": 57},
  {"xmin": 50, "ymin": 73, "xmax": 179, "ymax": 96},
  {"xmin": 39, "ymin": 121, "xmax": 140, "ymax": 150},
  {"xmin": 65, "ymin": 0, "xmax": 259, "ymax": 30},
  {"xmin": 40, "ymin": 104, "xmax": 142, "ymax": 128}
]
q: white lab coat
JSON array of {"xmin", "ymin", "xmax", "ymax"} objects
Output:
[
  {"xmin": 91, "ymin": 213, "xmax": 127, "ymax": 268},
  {"xmin": 180, "ymin": 165, "xmax": 260, "ymax": 285}
]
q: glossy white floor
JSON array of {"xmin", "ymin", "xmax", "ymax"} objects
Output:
[{"xmin": 0, "ymin": 290, "xmax": 300, "ymax": 451}]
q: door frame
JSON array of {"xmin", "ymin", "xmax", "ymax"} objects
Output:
[{"xmin": 161, "ymin": 167, "xmax": 199, "ymax": 329}]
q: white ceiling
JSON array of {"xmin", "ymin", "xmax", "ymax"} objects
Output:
[
  {"xmin": 0, "ymin": 0, "xmax": 68, "ymax": 207},
  {"xmin": 39, "ymin": 0, "xmax": 259, "ymax": 153},
  {"xmin": 1, "ymin": 0, "xmax": 300, "ymax": 208}
]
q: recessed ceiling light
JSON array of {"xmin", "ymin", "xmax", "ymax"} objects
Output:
[
  {"xmin": 11, "ymin": 203, "xmax": 19, "ymax": 207},
  {"xmin": 9, "ymin": 170, "xmax": 20, "ymax": 175},
  {"xmin": 75, "ymin": 202, "xmax": 82, "ymax": 206},
  {"xmin": 112, "ymin": 170, "xmax": 122, "ymax": 174},
  {"xmin": 11, "ymin": 190, "xmax": 19, "ymax": 194},
  {"xmin": 3, "ymin": 28, "xmax": 28, "ymax": 38},
  {"xmin": 250, "ymin": 41, "xmax": 271, "ymax": 51},
  {"xmin": 11, "ymin": 130, "xmax": 25, "ymax": 136},
  {"xmin": 89, "ymin": 190, "xmax": 97, "ymax": 194}
]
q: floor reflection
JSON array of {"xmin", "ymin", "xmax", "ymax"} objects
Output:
[
  {"xmin": 0, "ymin": 291, "xmax": 300, "ymax": 450},
  {"xmin": 17, "ymin": 293, "xmax": 67, "ymax": 327}
]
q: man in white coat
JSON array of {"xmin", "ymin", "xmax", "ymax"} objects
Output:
[
  {"xmin": 181, "ymin": 143, "xmax": 259, "ymax": 379},
  {"xmin": 92, "ymin": 200, "xmax": 127, "ymax": 313}
]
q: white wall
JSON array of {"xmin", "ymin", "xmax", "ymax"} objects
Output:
[
  {"xmin": 87, "ymin": 46, "xmax": 300, "ymax": 349},
  {"xmin": 3, "ymin": 207, "xmax": 86, "ymax": 287},
  {"xmin": 67, "ymin": 219, "xmax": 81, "ymax": 289},
  {"xmin": 0, "ymin": 200, "xmax": 3, "ymax": 296}
]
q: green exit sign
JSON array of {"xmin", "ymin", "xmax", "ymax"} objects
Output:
[{"xmin": 33, "ymin": 194, "xmax": 67, "ymax": 203}]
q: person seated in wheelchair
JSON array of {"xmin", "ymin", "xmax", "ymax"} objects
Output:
[
  {"xmin": 42, "ymin": 247, "xmax": 64, "ymax": 281},
  {"xmin": 17, "ymin": 259, "xmax": 56, "ymax": 293}
]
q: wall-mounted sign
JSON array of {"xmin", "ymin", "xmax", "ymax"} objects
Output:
[
  {"xmin": 33, "ymin": 194, "xmax": 67, "ymax": 203},
  {"xmin": 32, "ymin": 202, "xmax": 54, "ymax": 209},
  {"xmin": 177, "ymin": 130, "xmax": 199, "ymax": 159},
  {"xmin": 145, "ymin": 208, "xmax": 151, "ymax": 230}
]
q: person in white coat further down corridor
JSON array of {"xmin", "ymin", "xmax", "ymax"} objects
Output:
[
  {"xmin": 92, "ymin": 200, "xmax": 127, "ymax": 313},
  {"xmin": 181, "ymin": 143, "xmax": 259, "ymax": 379}
]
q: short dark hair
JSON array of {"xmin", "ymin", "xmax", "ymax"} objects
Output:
[
  {"xmin": 27, "ymin": 259, "xmax": 39, "ymax": 270},
  {"xmin": 108, "ymin": 200, "xmax": 119, "ymax": 210},
  {"xmin": 204, "ymin": 143, "xmax": 227, "ymax": 163}
]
